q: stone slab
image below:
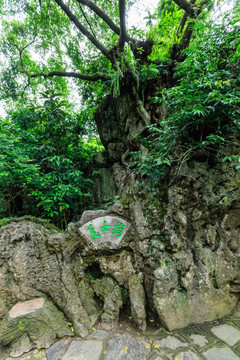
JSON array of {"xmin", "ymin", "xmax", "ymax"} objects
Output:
[
  {"xmin": 104, "ymin": 334, "xmax": 150, "ymax": 360},
  {"xmin": 9, "ymin": 298, "xmax": 45, "ymax": 319},
  {"xmin": 80, "ymin": 216, "xmax": 131, "ymax": 247},
  {"xmin": 91, "ymin": 330, "xmax": 109, "ymax": 340},
  {"xmin": 211, "ymin": 324, "xmax": 240, "ymax": 346},
  {"xmin": 189, "ymin": 334, "xmax": 208, "ymax": 347},
  {"xmin": 173, "ymin": 351, "xmax": 200, "ymax": 360},
  {"xmin": 46, "ymin": 340, "xmax": 69, "ymax": 360},
  {"xmin": 153, "ymin": 336, "xmax": 187, "ymax": 350},
  {"xmin": 61, "ymin": 340, "xmax": 102, "ymax": 360},
  {"xmin": 203, "ymin": 347, "xmax": 240, "ymax": 360}
]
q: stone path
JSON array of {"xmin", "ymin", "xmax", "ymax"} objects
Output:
[{"xmin": 4, "ymin": 303, "xmax": 240, "ymax": 360}]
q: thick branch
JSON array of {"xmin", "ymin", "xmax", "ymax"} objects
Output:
[
  {"xmin": 179, "ymin": 0, "xmax": 208, "ymax": 48},
  {"xmin": 172, "ymin": 0, "xmax": 195, "ymax": 17},
  {"xmin": 54, "ymin": 0, "xmax": 111, "ymax": 60},
  {"xmin": 176, "ymin": 0, "xmax": 196, "ymax": 37},
  {"xmin": 76, "ymin": 0, "xmax": 134, "ymax": 43},
  {"xmin": 30, "ymin": 71, "xmax": 110, "ymax": 81},
  {"xmin": 118, "ymin": 0, "xmax": 127, "ymax": 49}
]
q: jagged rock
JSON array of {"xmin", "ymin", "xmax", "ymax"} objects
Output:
[
  {"xmin": 90, "ymin": 167, "xmax": 118, "ymax": 204},
  {"xmin": 152, "ymin": 159, "xmax": 240, "ymax": 331},
  {"xmin": 131, "ymin": 201, "xmax": 151, "ymax": 240},
  {"xmin": 0, "ymin": 151, "xmax": 240, "ymax": 344},
  {"xmin": 77, "ymin": 280, "xmax": 99, "ymax": 325},
  {"xmin": 91, "ymin": 277, "xmax": 123, "ymax": 330},
  {"xmin": 0, "ymin": 219, "xmax": 91, "ymax": 338},
  {"xmin": 128, "ymin": 274, "xmax": 147, "ymax": 331},
  {"xmin": 153, "ymin": 258, "xmax": 237, "ymax": 331},
  {"xmin": 0, "ymin": 298, "xmax": 72, "ymax": 358},
  {"xmin": 99, "ymin": 251, "xmax": 135, "ymax": 288}
]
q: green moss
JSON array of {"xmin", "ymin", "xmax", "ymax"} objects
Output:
[{"xmin": 157, "ymin": 235, "xmax": 168, "ymax": 245}]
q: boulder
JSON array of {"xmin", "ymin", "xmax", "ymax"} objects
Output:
[
  {"xmin": 91, "ymin": 277, "xmax": 123, "ymax": 330},
  {"xmin": 0, "ymin": 219, "xmax": 91, "ymax": 338},
  {"xmin": 0, "ymin": 298, "xmax": 72, "ymax": 358},
  {"xmin": 128, "ymin": 274, "xmax": 147, "ymax": 331}
]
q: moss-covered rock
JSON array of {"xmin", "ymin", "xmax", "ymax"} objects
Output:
[{"xmin": 0, "ymin": 298, "xmax": 72, "ymax": 358}]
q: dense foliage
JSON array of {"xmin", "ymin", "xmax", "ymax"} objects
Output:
[
  {"xmin": 0, "ymin": 0, "xmax": 239, "ymax": 226},
  {"xmin": 130, "ymin": 9, "xmax": 240, "ymax": 186},
  {"xmin": 0, "ymin": 93, "xmax": 103, "ymax": 228}
]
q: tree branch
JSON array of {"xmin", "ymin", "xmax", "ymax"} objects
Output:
[
  {"xmin": 54, "ymin": 0, "xmax": 111, "ymax": 60},
  {"xmin": 172, "ymin": 0, "xmax": 195, "ymax": 17},
  {"xmin": 78, "ymin": 3, "xmax": 96, "ymax": 38},
  {"xmin": 176, "ymin": 0, "xmax": 196, "ymax": 37},
  {"xmin": 29, "ymin": 71, "xmax": 110, "ymax": 81},
  {"xmin": 76, "ymin": 0, "xmax": 135, "ymax": 43},
  {"xmin": 118, "ymin": 0, "xmax": 127, "ymax": 49}
]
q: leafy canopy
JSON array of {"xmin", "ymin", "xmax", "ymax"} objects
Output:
[{"xmin": 130, "ymin": 8, "xmax": 240, "ymax": 186}]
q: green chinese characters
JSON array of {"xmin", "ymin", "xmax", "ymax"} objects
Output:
[
  {"xmin": 87, "ymin": 221, "xmax": 126, "ymax": 241},
  {"xmin": 100, "ymin": 221, "xmax": 110, "ymax": 232},
  {"xmin": 88, "ymin": 224, "xmax": 101, "ymax": 241},
  {"xmin": 111, "ymin": 222, "xmax": 125, "ymax": 237}
]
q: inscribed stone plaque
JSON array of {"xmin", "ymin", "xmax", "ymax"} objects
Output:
[{"xmin": 80, "ymin": 216, "xmax": 131, "ymax": 245}]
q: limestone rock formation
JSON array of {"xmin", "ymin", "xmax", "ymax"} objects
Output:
[
  {"xmin": 0, "ymin": 298, "xmax": 72, "ymax": 358},
  {"xmin": 0, "ymin": 218, "xmax": 91, "ymax": 338},
  {"xmin": 0, "ymin": 153, "xmax": 240, "ymax": 357}
]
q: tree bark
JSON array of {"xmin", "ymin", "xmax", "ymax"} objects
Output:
[
  {"xmin": 172, "ymin": 0, "xmax": 195, "ymax": 17},
  {"xmin": 30, "ymin": 71, "xmax": 110, "ymax": 81},
  {"xmin": 118, "ymin": 0, "xmax": 127, "ymax": 50}
]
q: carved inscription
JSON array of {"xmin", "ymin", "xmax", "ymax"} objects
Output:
[{"xmin": 80, "ymin": 216, "xmax": 131, "ymax": 245}]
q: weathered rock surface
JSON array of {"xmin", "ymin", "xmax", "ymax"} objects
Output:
[
  {"xmin": 0, "ymin": 151, "xmax": 240, "ymax": 358},
  {"xmin": 3, "ymin": 296, "xmax": 240, "ymax": 360},
  {"xmin": 0, "ymin": 219, "xmax": 91, "ymax": 338},
  {"xmin": 91, "ymin": 277, "xmax": 123, "ymax": 330},
  {"xmin": 0, "ymin": 298, "xmax": 72, "ymax": 358},
  {"xmin": 128, "ymin": 274, "xmax": 147, "ymax": 331},
  {"xmin": 0, "ymin": 300, "xmax": 63, "ymax": 356},
  {"xmin": 99, "ymin": 250, "xmax": 135, "ymax": 288},
  {"xmin": 150, "ymin": 159, "xmax": 240, "ymax": 330}
]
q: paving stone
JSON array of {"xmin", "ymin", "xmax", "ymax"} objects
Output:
[
  {"xmin": 91, "ymin": 330, "xmax": 109, "ymax": 340},
  {"xmin": 173, "ymin": 351, "xmax": 200, "ymax": 360},
  {"xmin": 203, "ymin": 347, "xmax": 240, "ymax": 360},
  {"xmin": 46, "ymin": 340, "xmax": 69, "ymax": 360},
  {"xmin": 189, "ymin": 334, "xmax": 208, "ymax": 347},
  {"xmin": 153, "ymin": 336, "xmax": 188, "ymax": 350},
  {"xmin": 104, "ymin": 334, "xmax": 150, "ymax": 360},
  {"xmin": 211, "ymin": 324, "xmax": 240, "ymax": 346},
  {"xmin": 61, "ymin": 340, "xmax": 103, "ymax": 360}
]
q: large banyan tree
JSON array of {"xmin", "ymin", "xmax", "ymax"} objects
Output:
[
  {"xmin": 0, "ymin": 0, "xmax": 240, "ymax": 350},
  {"xmin": 1, "ymin": 0, "xmax": 223, "ymax": 162}
]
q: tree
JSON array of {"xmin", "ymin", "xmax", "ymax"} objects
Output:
[
  {"xmin": 0, "ymin": 92, "xmax": 104, "ymax": 227},
  {"xmin": 1, "ymin": 0, "xmax": 211, "ymax": 113},
  {"xmin": 1, "ymin": 0, "xmax": 239, "ymax": 179}
]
